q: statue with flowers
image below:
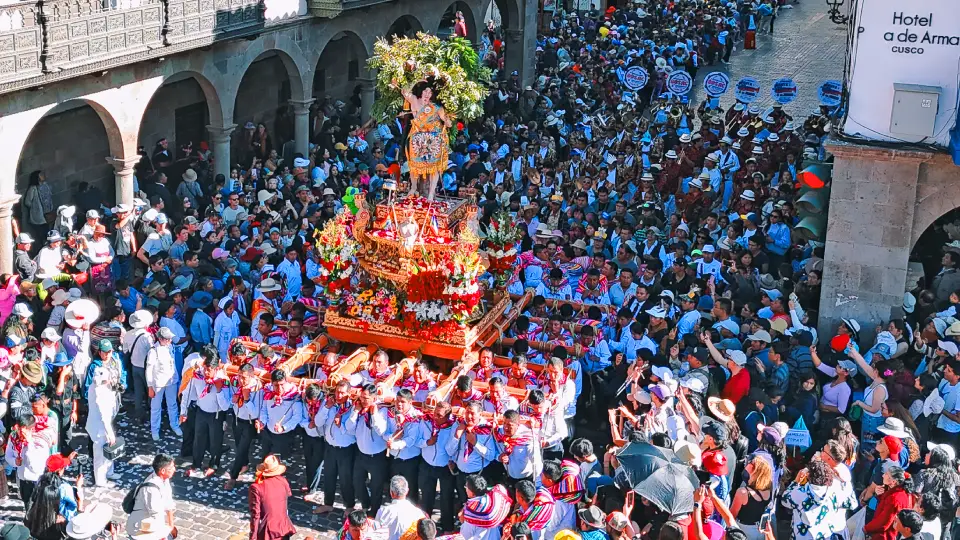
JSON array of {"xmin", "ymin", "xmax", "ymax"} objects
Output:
[{"xmin": 369, "ymin": 33, "xmax": 489, "ymax": 201}]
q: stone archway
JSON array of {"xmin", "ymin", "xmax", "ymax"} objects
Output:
[
  {"xmin": 386, "ymin": 15, "xmax": 424, "ymax": 41},
  {"xmin": 439, "ymin": 1, "xmax": 478, "ymax": 42},
  {"xmin": 138, "ymin": 70, "xmax": 225, "ymax": 170},
  {"xmin": 232, "ymin": 49, "xmax": 310, "ymax": 168},
  {"xmin": 313, "ymin": 30, "xmax": 370, "ymax": 115},
  {"xmin": 15, "ymin": 99, "xmax": 125, "ymax": 228}
]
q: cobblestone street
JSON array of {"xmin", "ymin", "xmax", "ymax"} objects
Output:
[
  {"xmin": 693, "ymin": 0, "xmax": 847, "ymax": 115},
  {"xmin": 0, "ymin": 4, "xmax": 847, "ymax": 539}
]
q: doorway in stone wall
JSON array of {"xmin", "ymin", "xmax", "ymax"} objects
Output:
[{"xmin": 175, "ymin": 102, "xmax": 209, "ymax": 156}]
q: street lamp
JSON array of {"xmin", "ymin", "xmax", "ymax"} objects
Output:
[{"xmin": 825, "ymin": 0, "xmax": 850, "ymax": 25}]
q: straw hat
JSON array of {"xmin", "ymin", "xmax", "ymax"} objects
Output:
[
  {"xmin": 256, "ymin": 454, "xmax": 287, "ymax": 479},
  {"xmin": 64, "ymin": 299, "xmax": 100, "ymax": 329},
  {"xmin": 707, "ymin": 397, "xmax": 736, "ymax": 422}
]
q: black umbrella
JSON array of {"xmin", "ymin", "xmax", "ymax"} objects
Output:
[
  {"xmin": 616, "ymin": 442, "xmax": 700, "ymax": 517},
  {"xmin": 615, "ymin": 441, "xmax": 681, "ymax": 486}
]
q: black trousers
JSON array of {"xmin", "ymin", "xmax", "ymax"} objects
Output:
[
  {"xmin": 192, "ymin": 409, "xmax": 224, "ymax": 469},
  {"xmin": 455, "ymin": 468, "xmax": 473, "ymax": 507},
  {"xmin": 260, "ymin": 430, "xmax": 294, "ymax": 462},
  {"xmin": 324, "ymin": 444, "xmax": 356, "ymax": 508},
  {"xmin": 391, "ymin": 456, "xmax": 420, "ymax": 503},
  {"xmin": 353, "ymin": 450, "xmax": 388, "ymax": 516},
  {"xmin": 19, "ymin": 479, "xmax": 37, "ymax": 513},
  {"xmin": 229, "ymin": 417, "xmax": 258, "ymax": 480},
  {"xmin": 303, "ymin": 435, "xmax": 326, "ymax": 491},
  {"xmin": 179, "ymin": 405, "xmax": 197, "ymax": 460},
  {"xmin": 419, "ymin": 461, "xmax": 456, "ymax": 531}
]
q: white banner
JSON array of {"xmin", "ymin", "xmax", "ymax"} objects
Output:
[{"xmin": 842, "ymin": 0, "xmax": 960, "ymax": 146}]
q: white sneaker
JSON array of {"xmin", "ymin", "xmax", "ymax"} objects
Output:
[
  {"xmin": 107, "ymin": 471, "xmax": 122, "ymax": 481},
  {"xmin": 151, "ymin": 433, "xmax": 160, "ymax": 441},
  {"xmin": 172, "ymin": 427, "xmax": 184, "ymax": 437}
]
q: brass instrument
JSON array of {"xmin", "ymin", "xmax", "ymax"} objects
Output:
[{"xmin": 669, "ymin": 105, "xmax": 683, "ymax": 125}]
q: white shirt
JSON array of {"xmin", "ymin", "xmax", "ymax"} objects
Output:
[
  {"xmin": 146, "ymin": 344, "xmax": 177, "ymax": 389},
  {"xmin": 126, "ymin": 473, "xmax": 175, "ymax": 535},
  {"xmin": 4, "ymin": 436, "xmax": 49, "ymax": 481},
  {"xmin": 36, "ymin": 246, "xmax": 62, "ymax": 277},
  {"xmin": 276, "ymin": 258, "xmax": 302, "ymax": 302},
  {"xmin": 374, "ymin": 498, "xmax": 427, "ymax": 540}
]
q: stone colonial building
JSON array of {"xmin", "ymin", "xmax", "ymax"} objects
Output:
[{"xmin": 0, "ymin": 0, "xmax": 537, "ymax": 271}]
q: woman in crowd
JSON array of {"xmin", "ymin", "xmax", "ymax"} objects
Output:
[{"xmin": 730, "ymin": 455, "xmax": 773, "ymax": 540}]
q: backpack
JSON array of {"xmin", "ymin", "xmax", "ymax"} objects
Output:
[{"xmin": 122, "ymin": 481, "xmax": 157, "ymax": 514}]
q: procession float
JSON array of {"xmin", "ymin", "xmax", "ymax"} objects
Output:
[{"xmin": 210, "ymin": 33, "xmax": 597, "ymax": 411}]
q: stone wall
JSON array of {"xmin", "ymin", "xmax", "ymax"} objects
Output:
[
  {"xmin": 818, "ymin": 140, "xmax": 960, "ymax": 347},
  {"xmin": 232, "ymin": 55, "xmax": 290, "ymax": 166},
  {"xmin": 15, "ymin": 104, "xmax": 114, "ymax": 209},
  {"xmin": 139, "ymin": 77, "xmax": 207, "ymax": 155}
]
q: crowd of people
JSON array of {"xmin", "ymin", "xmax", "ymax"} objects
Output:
[{"xmin": 4, "ymin": 0, "xmax": 960, "ymax": 539}]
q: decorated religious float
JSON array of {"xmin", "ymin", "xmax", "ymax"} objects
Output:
[
  {"xmin": 320, "ymin": 191, "xmax": 514, "ymax": 360},
  {"xmin": 213, "ymin": 32, "xmax": 550, "ymax": 405}
]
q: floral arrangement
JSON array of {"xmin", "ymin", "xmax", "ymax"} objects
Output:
[
  {"xmin": 313, "ymin": 211, "xmax": 359, "ymax": 304},
  {"xmin": 481, "ymin": 208, "xmax": 522, "ymax": 286},
  {"xmin": 368, "ymin": 33, "xmax": 490, "ymax": 123},
  {"xmin": 445, "ymin": 244, "xmax": 484, "ymax": 322},
  {"xmin": 343, "ymin": 286, "xmax": 400, "ymax": 325}
]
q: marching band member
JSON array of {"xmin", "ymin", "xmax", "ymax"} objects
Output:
[
  {"xmin": 179, "ymin": 345, "xmax": 229, "ymax": 478},
  {"xmin": 226, "ymin": 362, "xmax": 263, "ymax": 490},
  {"xmin": 386, "ymin": 389, "xmax": 423, "ymax": 503},
  {"xmin": 446, "ymin": 400, "xmax": 495, "ymax": 506},
  {"xmin": 315, "ymin": 379, "xmax": 358, "ymax": 517},
  {"xmin": 353, "ymin": 383, "xmax": 393, "ymax": 516},
  {"xmin": 494, "ymin": 410, "xmax": 542, "ymax": 488},
  {"xmin": 417, "ymin": 401, "xmax": 458, "ymax": 532},
  {"xmin": 257, "ymin": 368, "xmax": 303, "ymax": 459},
  {"xmin": 484, "ymin": 377, "xmax": 520, "ymax": 415},
  {"xmin": 398, "ymin": 361, "xmax": 437, "ymax": 402},
  {"xmin": 300, "ymin": 383, "xmax": 326, "ymax": 498},
  {"xmin": 460, "ymin": 474, "xmax": 513, "ymax": 540}
]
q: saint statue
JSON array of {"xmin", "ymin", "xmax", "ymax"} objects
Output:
[{"xmin": 394, "ymin": 78, "xmax": 452, "ymax": 201}]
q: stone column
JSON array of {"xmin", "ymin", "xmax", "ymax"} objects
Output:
[
  {"xmin": 289, "ymin": 99, "xmax": 315, "ymax": 158},
  {"xmin": 504, "ymin": 28, "xmax": 524, "ymax": 80},
  {"xmin": 817, "ymin": 141, "xmax": 929, "ymax": 346},
  {"xmin": 356, "ymin": 78, "xmax": 376, "ymax": 123},
  {"xmin": 0, "ymin": 196, "xmax": 21, "ymax": 275},
  {"xmin": 207, "ymin": 124, "xmax": 237, "ymax": 182},
  {"xmin": 106, "ymin": 156, "xmax": 140, "ymax": 207}
]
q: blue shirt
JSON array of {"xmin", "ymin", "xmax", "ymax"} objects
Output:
[
  {"xmin": 189, "ymin": 311, "xmax": 213, "ymax": 345},
  {"xmin": 115, "ymin": 289, "xmax": 143, "ymax": 315},
  {"xmin": 608, "ymin": 282, "xmax": 637, "ymax": 308},
  {"xmin": 765, "ymin": 222, "xmax": 791, "ymax": 256}
]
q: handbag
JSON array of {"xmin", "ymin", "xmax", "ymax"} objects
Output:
[
  {"xmin": 848, "ymin": 404, "xmax": 863, "ymax": 421},
  {"xmin": 103, "ymin": 436, "xmax": 126, "ymax": 461}
]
